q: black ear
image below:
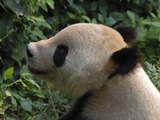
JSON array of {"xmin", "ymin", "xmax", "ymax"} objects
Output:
[
  {"xmin": 108, "ymin": 47, "xmax": 139, "ymax": 79},
  {"xmin": 115, "ymin": 26, "xmax": 137, "ymax": 42}
]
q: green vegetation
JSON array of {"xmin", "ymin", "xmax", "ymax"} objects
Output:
[{"xmin": 0, "ymin": 0, "xmax": 160, "ymax": 120}]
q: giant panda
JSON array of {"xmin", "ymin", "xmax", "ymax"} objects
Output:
[{"xmin": 26, "ymin": 23, "xmax": 160, "ymax": 120}]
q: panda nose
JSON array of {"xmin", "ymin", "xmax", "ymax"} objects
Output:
[{"xmin": 26, "ymin": 46, "xmax": 33, "ymax": 58}]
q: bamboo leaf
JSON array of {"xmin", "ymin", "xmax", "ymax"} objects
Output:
[{"xmin": 3, "ymin": 67, "xmax": 14, "ymax": 81}]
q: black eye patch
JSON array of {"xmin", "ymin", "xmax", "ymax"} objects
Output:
[{"xmin": 53, "ymin": 45, "xmax": 69, "ymax": 67}]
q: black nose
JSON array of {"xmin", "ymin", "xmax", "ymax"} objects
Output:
[{"xmin": 26, "ymin": 46, "xmax": 33, "ymax": 58}]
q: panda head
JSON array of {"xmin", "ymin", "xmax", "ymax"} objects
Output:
[{"xmin": 26, "ymin": 23, "xmax": 138, "ymax": 98}]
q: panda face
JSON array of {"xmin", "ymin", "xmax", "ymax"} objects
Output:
[{"xmin": 26, "ymin": 23, "xmax": 127, "ymax": 98}]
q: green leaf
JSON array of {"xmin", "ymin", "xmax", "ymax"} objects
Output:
[
  {"xmin": 91, "ymin": 18, "xmax": 98, "ymax": 24},
  {"xmin": 67, "ymin": 0, "xmax": 73, "ymax": 5},
  {"xmin": 20, "ymin": 99, "xmax": 32, "ymax": 112},
  {"xmin": 20, "ymin": 65, "xmax": 29, "ymax": 75},
  {"xmin": 67, "ymin": 12, "xmax": 75, "ymax": 19},
  {"xmin": 127, "ymin": 10, "xmax": 135, "ymax": 21},
  {"xmin": 38, "ymin": 34, "xmax": 47, "ymax": 40},
  {"xmin": 32, "ymin": 27, "xmax": 47, "ymax": 39},
  {"xmin": 111, "ymin": 12, "xmax": 125, "ymax": 22},
  {"xmin": 11, "ymin": 97, "xmax": 17, "ymax": 106},
  {"xmin": 91, "ymin": 1, "xmax": 97, "ymax": 11},
  {"xmin": 41, "ymin": 0, "xmax": 46, "ymax": 5},
  {"xmin": 98, "ymin": 13, "xmax": 104, "ymax": 23},
  {"xmin": 13, "ymin": 93, "xmax": 24, "ymax": 101},
  {"xmin": 99, "ymin": 6, "xmax": 107, "ymax": 18},
  {"xmin": 35, "ymin": 92, "xmax": 45, "ymax": 98},
  {"xmin": 105, "ymin": 17, "xmax": 116, "ymax": 26},
  {"xmin": 0, "ymin": 15, "xmax": 10, "ymax": 38},
  {"xmin": 3, "ymin": 0, "xmax": 26, "ymax": 15},
  {"xmin": 5, "ymin": 90, "xmax": 11, "ymax": 96},
  {"xmin": 32, "ymin": 29, "xmax": 43, "ymax": 36},
  {"xmin": 0, "ymin": 74, "xmax": 3, "ymax": 83},
  {"xmin": 145, "ymin": 46, "xmax": 155, "ymax": 56},
  {"xmin": 3, "ymin": 67, "xmax": 14, "ymax": 81},
  {"xmin": 28, "ymin": 16, "xmax": 45, "ymax": 22},
  {"xmin": 11, "ymin": 48, "xmax": 22, "ymax": 66},
  {"xmin": 150, "ymin": 12, "xmax": 157, "ymax": 19},
  {"xmin": 41, "ymin": 22, "xmax": 52, "ymax": 30},
  {"xmin": 40, "ymin": 4, "xmax": 48, "ymax": 12},
  {"xmin": 29, "ymin": 35, "xmax": 38, "ymax": 41},
  {"xmin": 6, "ymin": 117, "xmax": 16, "ymax": 120},
  {"xmin": 0, "ymin": 91, "xmax": 2, "ymax": 100},
  {"xmin": 82, "ymin": 15, "xmax": 91, "ymax": 22},
  {"xmin": 71, "ymin": 4, "xmax": 86, "ymax": 14},
  {"xmin": 47, "ymin": 0, "xmax": 54, "ymax": 10},
  {"xmin": 141, "ymin": 21, "xmax": 160, "ymax": 27},
  {"xmin": 26, "ymin": 78, "xmax": 40, "ymax": 88}
]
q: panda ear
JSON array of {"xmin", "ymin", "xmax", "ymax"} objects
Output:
[
  {"xmin": 108, "ymin": 47, "xmax": 139, "ymax": 79},
  {"xmin": 115, "ymin": 26, "xmax": 137, "ymax": 42}
]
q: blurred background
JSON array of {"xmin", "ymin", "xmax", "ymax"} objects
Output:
[{"xmin": 0, "ymin": 0, "xmax": 160, "ymax": 120}]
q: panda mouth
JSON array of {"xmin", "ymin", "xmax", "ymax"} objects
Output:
[{"xmin": 28, "ymin": 65, "xmax": 47, "ymax": 74}]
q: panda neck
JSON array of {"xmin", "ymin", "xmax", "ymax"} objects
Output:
[
  {"xmin": 82, "ymin": 67, "xmax": 160, "ymax": 119},
  {"xmin": 102, "ymin": 67, "xmax": 159, "ymax": 107}
]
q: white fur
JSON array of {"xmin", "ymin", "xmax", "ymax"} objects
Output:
[
  {"xmin": 84, "ymin": 68, "xmax": 160, "ymax": 120},
  {"xmin": 26, "ymin": 23, "xmax": 160, "ymax": 119},
  {"xmin": 27, "ymin": 23, "xmax": 127, "ymax": 97}
]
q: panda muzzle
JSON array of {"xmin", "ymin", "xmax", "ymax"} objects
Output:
[{"xmin": 28, "ymin": 65, "xmax": 48, "ymax": 74}]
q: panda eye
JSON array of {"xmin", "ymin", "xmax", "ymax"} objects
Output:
[
  {"xmin": 53, "ymin": 45, "xmax": 69, "ymax": 67},
  {"xmin": 56, "ymin": 45, "xmax": 68, "ymax": 55}
]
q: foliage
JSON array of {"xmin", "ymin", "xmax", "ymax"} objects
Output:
[
  {"xmin": 145, "ymin": 62, "xmax": 160, "ymax": 91},
  {"xmin": 0, "ymin": 0, "xmax": 69, "ymax": 119},
  {"xmin": 0, "ymin": 0, "xmax": 160, "ymax": 119},
  {"xmin": 1, "ymin": 70, "xmax": 68, "ymax": 120}
]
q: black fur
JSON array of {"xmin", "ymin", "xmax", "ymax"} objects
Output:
[
  {"xmin": 58, "ymin": 91, "xmax": 93, "ymax": 120},
  {"xmin": 108, "ymin": 47, "xmax": 139, "ymax": 79},
  {"xmin": 53, "ymin": 45, "xmax": 69, "ymax": 67},
  {"xmin": 115, "ymin": 26, "xmax": 137, "ymax": 42}
]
